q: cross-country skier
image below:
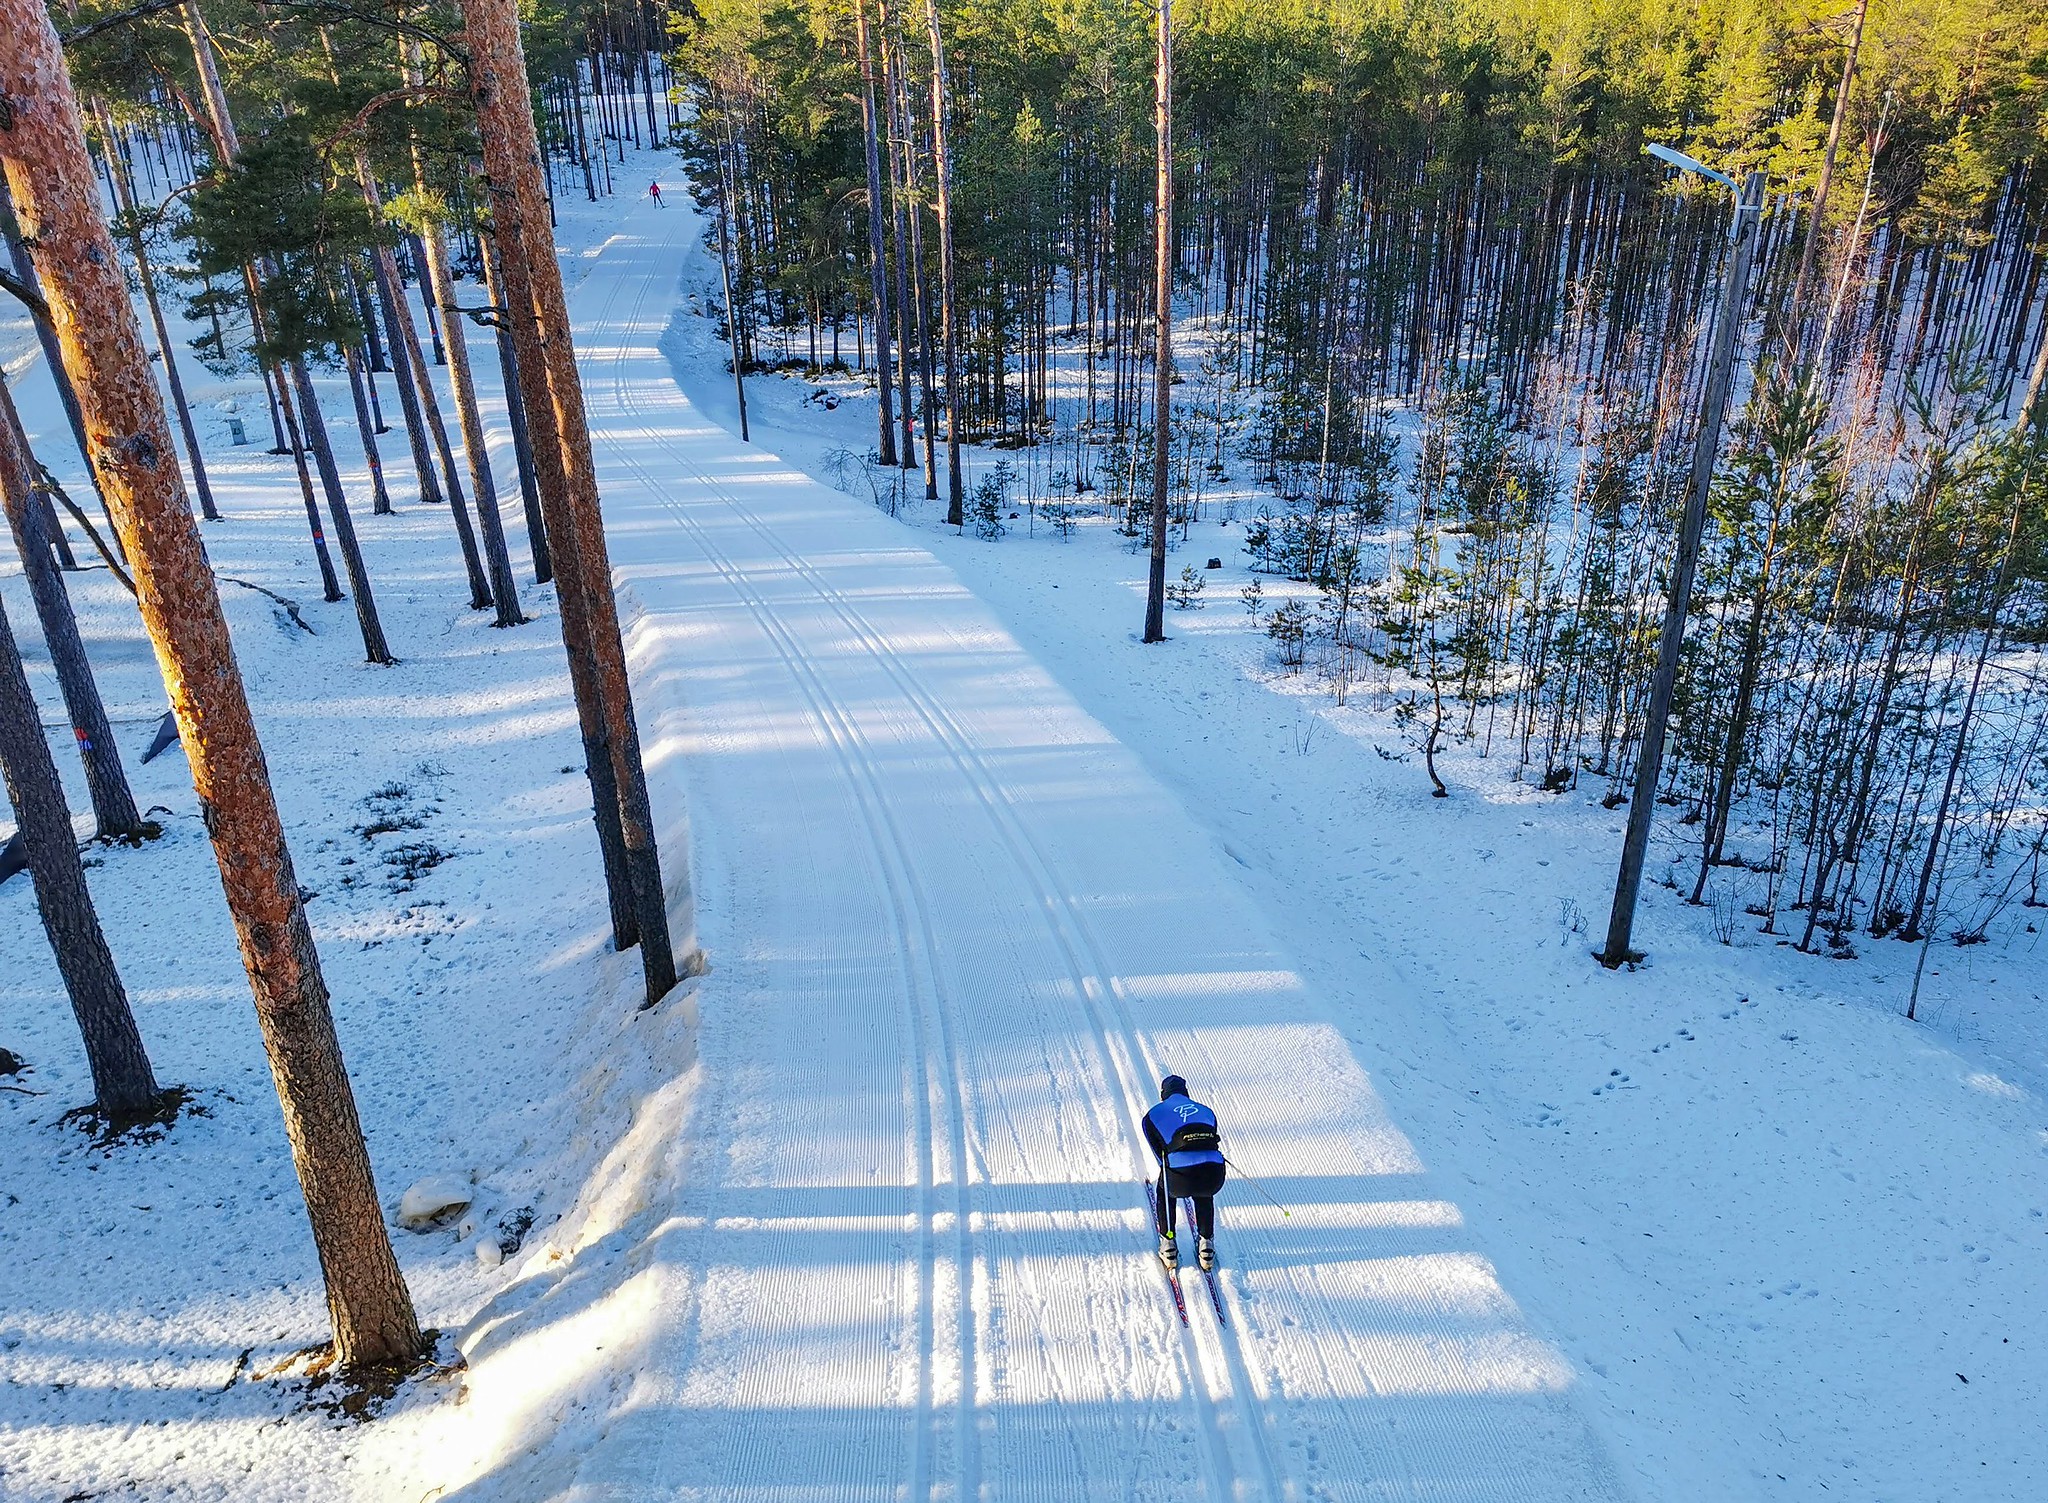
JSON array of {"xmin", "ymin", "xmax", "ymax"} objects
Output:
[
  {"xmin": 649, "ymin": 180, "xmax": 665, "ymax": 207},
  {"xmin": 1144, "ymin": 1074, "xmax": 1226, "ymax": 1271}
]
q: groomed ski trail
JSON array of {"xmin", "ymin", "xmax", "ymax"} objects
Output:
[{"xmin": 501, "ymin": 188, "xmax": 1636, "ymax": 1502}]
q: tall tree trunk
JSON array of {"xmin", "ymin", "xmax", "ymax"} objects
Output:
[
  {"xmin": 417, "ymin": 221, "xmax": 523, "ymax": 623},
  {"xmin": 352, "ymin": 172, "xmax": 486, "ymax": 589},
  {"xmin": 1142, "ymin": 0, "xmax": 1173, "ymax": 643},
  {"xmin": 1782, "ymin": 0, "xmax": 1871, "ymax": 354},
  {"xmin": 486, "ymin": 215, "xmax": 635, "ymax": 948},
  {"xmin": 879, "ymin": 0, "xmax": 917, "ymax": 468},
  {"xmin": 0, "ymin": 585, "xmax": 160, "ymax": 1118},
  {"xmin": 854, "ymin": 0, "xmax": 898, "ymax": 466},
  {"xmin": 922, "ymin": 0, "xmax": 964, "ymax": 524},
  {"xmin": 403, "ymin": 37, "xmax": 523, "ymax": 622},
  {"xmin": 93, "ymin": 101, "xmax": 218, "ymax": 522},
  {"xmin": 480, "ymin": 229, "xmax": 550, "ymax": 582},
  {"xmin": 460, "ymin": 0, "xmax": 677, "ymax": 1006},
  {"xmin": 342, "ymin": 342, "xmax": 394, "ymax": 515},
  {"xmin": 361, "ymin": 196, "xmax": 445, "ymax": 507},
  {"xmin": 0, "ymin": 178, "xmax": 123, "ymax": 553},
  {"xmin": 358, "ymin": 172, "xmax": 491, "ymax": 607},
  {"xmin": 885, "ymin": 18, "xmax": 937, "ymax": 491},
  {"xmin": 1, "ymin": 0, "xmax": 425, "ymax": 1368},
  {"xmin": 714, "ymin": 136, "xmax": 750, "ymax": 442},
  {"xmin": 289, "ymin": 359, "xmax": 395, "ymax": 663},
  {"xmin": 265, "ymin": 330, "xmax": 346, "ymax": 603},
  {"xmin": 0, "ymin": 376, "xmax": 142, "ymax": 838}
]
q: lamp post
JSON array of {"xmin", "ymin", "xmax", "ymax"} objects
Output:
[{"xmin": 1599, "ymin": 149, "xmax": 1766, "ymax": 968}]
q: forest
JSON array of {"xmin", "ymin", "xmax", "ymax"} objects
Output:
[
  {"xmin": 672, "ymin": 0, "xmax": 2048, "ymax": 966},
  {"xmin": 0, "ymin": 0, "xmax": 2044, "ymax": 1453}
]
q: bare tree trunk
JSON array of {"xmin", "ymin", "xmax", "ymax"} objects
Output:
[
  {"xmin": 289, "ymin": 359, "xmax": 395, "ymax": 664},
  {"xmin": 1783, "ymin": 0, "xmax": 1871, "ymax": 348},
  {"xmin": 485, "ymin": 221, "xmax": 634, "ymax": 946},
  {"xmin": 0, "ymin": 177, "xmax": 122, "ymax": 553},
  {"xmin": 922, "ymin": 0, "xmax": 964, "ymax": 525},
  {"xmin": 878, "ymin": 1, "xmax": 917, "ymax": 469},
  {"xmin": 854, "ymin": 0, "xmax": 898, "ymax": 466},
  {"xmin": 93, "ymin": 100, "xmax": 218, "ymax": 522},
  {"xmin": 2, "ymin": 0, "xmax": 425, "ymax": 1368},
  {"xmin": 0, "ymin": 376, "xmax": 142, "ymax": 838},
  {"xmin": 354, "ymin": 166, "xmax": 493, "ymax": 608},
  {"xmin": 460, "ymin": 0, "xmax": 677, "ymax": 1005},
  {"xmin": 480, "ymin": 229, "xmax": 550, "ymax": 582},
  {"xmin": 0, "ymin": 587, "xmax": 160, "ymax": 1118},
  {"xmin": 884, "ymin": 21, "xmax": 939, "ymax": 496},
  {"xmin": 342, "ymin": 343, "xmax": 394, "ymax": 515},
  {"xmin": 418, "ymin": 223, "xmax": 523, "ymax": 624},
  {"xmin": 404, "ymin": 38, "xmax": 524, "ymax": 625},
  {"xmin": 365, "ymin": 218, "xmax": 445, "ymax": 507},
  {"xmin": 713, "ymin": 141, "xmax": 750, "ymax": 442},
  {"xmin": 1142, "ymin": 0, "xmax": 1173, "ymax": 644},
  {"xmin": 267, "ymin": 342, "xmax": 346, "ymax": 603}
]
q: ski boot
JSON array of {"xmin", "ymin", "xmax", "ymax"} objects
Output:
[
  {"xmin": 1197, "ymin": 1236, "xmax": 1216, "ymax": 1272},
  {"xmin": 1158, "ymin": 1233, "xmax": 1180, "ymax": 1270}
]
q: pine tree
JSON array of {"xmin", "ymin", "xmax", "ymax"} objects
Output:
[
  {"xmin": 0, "ymin": 0, "xmax": 425, "ymax": 1368},
  {"xmin": 0, "ymin": 576, "xmax": 159, "ymax": 1122},
  {"xmin": 458, "ymin": 0, "xmax": 679, "ymax": 1005},
  {"xmin": 0, "ymin": 376, "xmax": 144, "ymax": 840}
]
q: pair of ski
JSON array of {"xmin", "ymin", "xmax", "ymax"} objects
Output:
[{"xmin": 1144, "ymin": 1183, "xmax": 1226, "ymax": 1327}]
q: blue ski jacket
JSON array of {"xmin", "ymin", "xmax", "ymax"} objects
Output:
[{"xmin": 1143, "ymin": 1093, "xmax": 1225, "ymax": 1172}]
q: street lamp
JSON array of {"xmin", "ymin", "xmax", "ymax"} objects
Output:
[{"xmin": 1599, "ymin": 147, "xmax": 1767, "ymax": 968}]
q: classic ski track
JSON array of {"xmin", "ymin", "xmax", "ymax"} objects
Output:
[
  {"xmin": 614, "ymin": 415, "xmax": 1289, "ymax": 1503},
  {"xmin": 579, "ymin": 259, "xmax": 947, "ymax": 1498},
  {"xmin": 598, "ymin": 259, "xmax": 982, "ymax": 1502},
  {"xmin": 595, "ymin": 336, "xmax": 1267, "ymax": 1499}
]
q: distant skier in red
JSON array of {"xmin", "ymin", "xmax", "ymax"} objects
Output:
[
  {"xmin": 649, "ymin": 180, "xmax": 664, "ymax": 207},
  {"xmin": 1144, "ymin": 1075, "xmax": 1227, "ymax": 1270}
]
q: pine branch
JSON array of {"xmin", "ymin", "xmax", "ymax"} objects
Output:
[
  {"xmin": 59, "ymin": 0, "xmax": 189, "ymax": 48},
  {"xmin": 318, "ymin": 85, "xmax": 464, "ymax": 156},
  {"xmin": 40, "ymin": 475, "xmax": 138, "ymax": 597},
  {"xmin": 0, "ymin": 266, "xmax": 49, "ymax": 324},
  {"xmin": 249, "ymin": 1, "xmax": 465, "ymax": 63}
]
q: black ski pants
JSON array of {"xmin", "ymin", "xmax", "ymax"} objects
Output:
[{"xmin": 1156, "ymin": 1160, "xmax": 1226, "ymax": 1239}]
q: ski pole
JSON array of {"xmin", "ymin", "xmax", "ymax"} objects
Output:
[{"xmin": 1222, "ymin": 1155, "xmax": 1291, "ymax": 1217}]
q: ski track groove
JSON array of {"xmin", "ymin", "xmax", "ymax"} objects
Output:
[
  {"xmin": 607, "ymin": 260, "xmax": 971, "ymax": 1502},
  {"xmin": 585, "ymin": 255, "xmax": 920, "ymax": 1500}
]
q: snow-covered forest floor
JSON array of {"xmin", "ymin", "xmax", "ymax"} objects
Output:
[
  {"xmin": 2, "ymin": 143, "xmax": 2045, "ymax": 1503},
  {"xmin": 0, "ymin": 145, "xmax": 700, "ymax": 1501}
]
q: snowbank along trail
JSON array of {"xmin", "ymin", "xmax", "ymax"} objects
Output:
[{"xmin": 457, "ymin": 196, "xmax": 1636, "ymax": 1501}]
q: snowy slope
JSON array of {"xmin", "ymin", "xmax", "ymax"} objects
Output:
[{"xmin": 433, "ymin": 183, "xmax": 1634, "ymax": 1501}]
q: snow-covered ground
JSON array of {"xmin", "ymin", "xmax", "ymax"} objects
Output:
[{"xmin": 4, "ymin": 142, "xmax": 2046, "ymax": 1503}]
